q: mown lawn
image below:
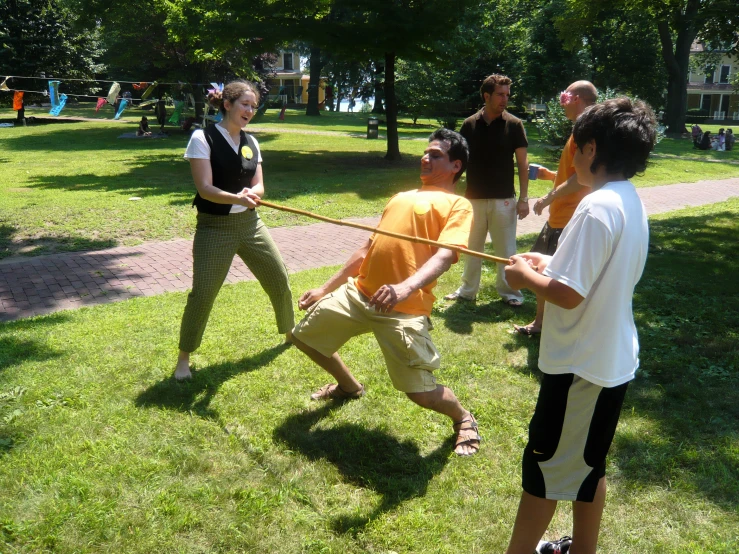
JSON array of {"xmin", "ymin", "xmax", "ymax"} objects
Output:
[
  {"xmin": 0, "ymin": 198, "xmax": 737, "ymax": 553},
  {"xmin": 2, "ymin": 106, "xmax": 739, "ymax": 260}
]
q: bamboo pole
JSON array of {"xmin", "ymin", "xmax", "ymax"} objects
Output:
[{"xmin": 258, "ymin": 200, "xmax": 511, "ymax": 265}]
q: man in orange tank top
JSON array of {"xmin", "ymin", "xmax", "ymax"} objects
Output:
[{"xmin": 514, "ymin": 81, "xmax": 597, "ymax": 336}]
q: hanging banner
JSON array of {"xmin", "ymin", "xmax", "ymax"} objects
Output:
[
  {"xmin": 95, "ymin": 98, "xmax": 107, "ymax": 112},
  {"xmin": 13, "ymin": 91, "xmax": 24, "ymax": 110},
  {"xmin": 141, "ymin": 81, "xmax": 158, "ymax": 100},
  {"xmin": 106, "ymin": 82, "xmax": 121, "ymax": 105},
  {"xmin": 114, "ymin": 98, "xmax": 129, "ymax": 120},
  {"xmin": 168, "ymin": 101, "xmax": 185, "ymax": 124},
  {"xmin": 48, "ymin": 80, "xmax": 61, "ymax": 108},
  {"xmin": 0, "ymin": 77, "xmax": 10, "ymax": 91},
  {"xmin": 49, "ymin": 94, "xmax": 68, "ymax": 116}
]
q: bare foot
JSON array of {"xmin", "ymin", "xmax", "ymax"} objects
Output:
[
  {"xmin": 453, "ymin": 412, "xmax": 480, "ymax": 456},
  {"xmin": 174, "ymin": 358, "xmax": 192, "ymax": 381},
  {"xmin": 513, "ymin": 323, "xmax": 541, "ymax": 336},
  {"xmin": 284, "ymin": 331, "xmax": 292, "ymax": 344}
]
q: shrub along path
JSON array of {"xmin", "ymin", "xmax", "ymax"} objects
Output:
[{"xmin": 1, "ymin": 177, "xmax": 737, "ymax": 322}]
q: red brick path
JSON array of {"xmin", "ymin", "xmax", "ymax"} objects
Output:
[{"xmin": 1, "ymin": 178, "xmax": 737, "ymax": 322}]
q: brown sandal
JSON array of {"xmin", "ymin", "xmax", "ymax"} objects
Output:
[
  {"xmin": 310, "ymin": 383, "xmax": 365, "ymax": 401},
  {"xmin": 453, "ymin": 414, "xmax": 481, "ymax": 456}
]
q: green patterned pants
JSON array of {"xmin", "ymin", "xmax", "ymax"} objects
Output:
[{"xmin": 179, "ymin": 209, "xmax": 295, "ymax": 353}]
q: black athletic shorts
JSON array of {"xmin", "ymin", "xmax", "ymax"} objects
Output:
[
  {"xmin": 531, "ymin": 222, "xmax": 563, "ymax": 256},
  {"xmin": 522, "ymin": 373, "xmax": 629, "ymax": 502}
]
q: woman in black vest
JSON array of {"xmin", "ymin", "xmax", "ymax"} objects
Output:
[{"xmin": 175, "ymin": 80, "xmax": 294, "ymax": 380}]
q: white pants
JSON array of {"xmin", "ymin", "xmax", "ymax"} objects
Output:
[{"xmin": 454, "ymin": 198, "xmax": 523, "ymax": 302}]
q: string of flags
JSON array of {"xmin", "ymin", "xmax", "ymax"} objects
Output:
[{"xmin": 1, "ymin": 75, "xmax": 210, "ymax": 119}]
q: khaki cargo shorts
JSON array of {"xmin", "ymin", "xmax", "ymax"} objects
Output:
[{"xmin": 292, "ymin": 279, "xmax": 440, "ymax": 393}]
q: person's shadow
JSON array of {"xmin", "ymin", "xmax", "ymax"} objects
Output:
[
  {"xmin": 135, "ymin": 343, "xmax": 290, "ymax": 420},
  {"xmin": 273, "ymin": 403, "xmax": 453, "ymax": 536}
]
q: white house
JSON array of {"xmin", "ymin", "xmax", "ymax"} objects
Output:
[
  {"xmin": 687, "ymin": 42, "xmax": 739, "ymax": 120},
  {"xmin": 264, "ymin": 51, "xmax": 325, "ymax": 105}
]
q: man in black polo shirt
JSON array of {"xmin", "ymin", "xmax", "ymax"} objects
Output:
[{"xmin": 445, "ymin": 74, "xmax": 530, "ymax": 306}]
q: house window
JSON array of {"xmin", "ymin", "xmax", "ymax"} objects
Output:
[
  {"xmin": 701, "ymin": 94, "xmax": 711, "ymax": 112},
  {"xmin": 704, "ymin": 68, "xmax": 714, "ymax": 84},
  {"xmin": 283, "ymin": 53, "xmax": 294, "ymax": 71},
  {"xmin": 719, "ymin": 65, "xmax": 730, "ymax": 84}
]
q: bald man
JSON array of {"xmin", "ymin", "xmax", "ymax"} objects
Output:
[{"xmin": 514, "ymin": 81, "xmax": 597, "ymax": 336}]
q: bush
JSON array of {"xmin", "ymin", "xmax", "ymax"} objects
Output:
[
  {"xmin": 436, "ymin": 115, "xmax": 458, "ymax": 131},
  {"xmin": 687, "ymin": 108, "xmax": 709, "ymax": 117},
  {"xmin": 537, "ymin": 88, "xmax": 624, "ymax": 152}
]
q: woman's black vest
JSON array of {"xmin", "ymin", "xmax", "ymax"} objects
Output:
[{"xmin": 193, "ymin": 125, "xmax": 259, "ymax": 215}]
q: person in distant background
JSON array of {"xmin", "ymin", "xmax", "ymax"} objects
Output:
[
  {"xmin": 725, "ymin": 129, "xmax": 735, "ymax": 151},
  {"xmin": 136, "ymin": 116, "xmax": 152, "ymax": 136}
]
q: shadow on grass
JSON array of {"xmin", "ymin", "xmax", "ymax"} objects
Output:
[
  {"xmin": 0, "ymin": 313, "xmax": 69, "ymax": 456},
  {"xmin": 0, "ymin": 223, "xmax": 117, "ymax": 260},
  {"xmin": 614, "ymin": 209, "xmax": 738, "ymax": 509},
  {"xmin": 134, "ymin": 343, "xmax": 290, "ymax": 420},
  {"xmin": 0, "ymin": 313, "xmax": 68, "ymax": 374},
  {"xmin": 273, "ymin": 403, "xmax": 453, "ymax": 536},
  {"xmin": 9, "ymin": 124, "xmax": 418, "ymax": 203}
]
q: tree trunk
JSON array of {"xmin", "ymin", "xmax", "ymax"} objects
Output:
[
  {"xmin": 336, "ymin": 84, "xmax": 343, "ymax": 112},
  {"xmin": 656, "ymin": 2, "xmax": 698, "ymax": 136},
  {"xmin": 306, "ymin": 47, "xmax": 324, "ymax": 116},
  {"xmin": 383, "ymin": 52, "xmax": 401, "ymax": 161},
  {"xmin": 372, "ymin": 60, "xmax": 385, "ymax": 113}
]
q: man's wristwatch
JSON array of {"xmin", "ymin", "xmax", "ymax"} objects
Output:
[{"xmin": 518, "ymin": 196, "xmax": 529, "ymax": 203}]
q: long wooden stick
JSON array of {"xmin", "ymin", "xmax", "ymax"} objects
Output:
[{"xmin": 258, "ymin": 200, "xmax": 510, "ymax": 264}]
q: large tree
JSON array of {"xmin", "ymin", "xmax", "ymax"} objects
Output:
[
  {"xmin": 558, "ymin": 0, "xmax": 739, "ymax": 135},
  {"xmin": 0, "ymin": 0, "xmax": 103, "ymax": 92},
  {"xmin": 247, "ymin": 0, "xmax": 474, "ymax": 159}
]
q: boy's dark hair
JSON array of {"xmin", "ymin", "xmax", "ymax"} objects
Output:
[
  {"xmin": 480, "ymin": 74, "xmax": 512, "ymax": 100},
  {"xmin": 573, "ymin": 97, "xmax": 657, "ymax": 179},
  {"xmin": 429, "ymin": 128, "xmax": 469, "ymax": 182}
]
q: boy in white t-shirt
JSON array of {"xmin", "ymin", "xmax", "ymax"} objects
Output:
[{"xmin": 502, "ymin": 97, "xmax": 657, "ymax": 554}]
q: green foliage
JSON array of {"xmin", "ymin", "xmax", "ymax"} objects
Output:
[
  {"xmin": 0, "ymin": 0, "xmax": 104, "ymax": 96},
  {"xmin": 537, "ymin": 88, "xmax": 623, "ymax": 149},
  {"xmin": 536, "ymin": 96, "xmax": 573, "ymax": 149},
  {"xmin": 436, "ymin": 116, "xmax": 459, "ymax": 131},
  {"xmin": 395, "ymin": 59, "xmax": 458, "ymax": 124}
]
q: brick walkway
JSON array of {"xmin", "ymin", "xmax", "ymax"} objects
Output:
[{"xmin": 1, "ymin": 178, "xmax": 737, "ymax": 322}]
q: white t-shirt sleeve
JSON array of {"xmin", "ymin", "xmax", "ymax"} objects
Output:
[
  {"xmin": 543, "ymin": 211, "xmax": 614, "ymax": 299},
  {"xmin": 250, "ymin": 135, "xmax": 263, "ymax": 164},
  {"xmin": 184, "ymin": 129, "xmax": 210, "ymax": 159}
]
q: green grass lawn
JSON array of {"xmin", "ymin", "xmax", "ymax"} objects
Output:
[
  {"xmin": 0, "ymin": 199, "xmax": 737, "ymax": 553},
  {"xmin": 2, "ymin": 106, "xmax": 739, "ymax": 260}
]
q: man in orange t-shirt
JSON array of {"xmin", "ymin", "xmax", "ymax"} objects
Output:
[
  {"xmin": 514, "ymin": 81, "xmax": 597, "ymax": 336},
  {"xmin": 289, "ymin": 128, "xmax": 481, "ymax": 456}
]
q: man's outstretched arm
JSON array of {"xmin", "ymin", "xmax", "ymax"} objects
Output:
[
  {"xmin": 298, "ymin": 238, "xmax": 372, "ymax": 310},
  {"xmin": 533, "ymin": 173, "xmax": 589, "ymax": 215},
  {"xmin": 369, "ymin": 248, "xmax": 457, "ymax": 313}
]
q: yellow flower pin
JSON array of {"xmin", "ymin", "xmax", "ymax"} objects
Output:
[
  {"xmin": 241, "ymin": 146, "xmax": 254, "ymax": 160},
  {"xmin": 414, "ymin": 200, "xmax": 431, "ymax": 215}
]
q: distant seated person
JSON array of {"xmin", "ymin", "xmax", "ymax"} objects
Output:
[
  {"xmin": 137, "ymin": 116, "xmax": 152, "ymax": 137},
  {"xmin": 691, "ymin": 123, "xmax": 702, "ymax": 141},
  {"xmin": 712, "ymin": 128, "xmax": 726, "ymax": 151},
  {"xmin": 694, "ymin": 130, "xmax": 711, "ymax": 150},
  {"xmin": 726, "ymin": 129, "xmax": 735, "ymax": 151}
]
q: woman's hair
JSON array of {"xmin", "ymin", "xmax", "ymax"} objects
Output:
[
  {"xmin": 208, "ymin": 80, "xmax": 261, "ymax": 115},
  {"xmin": 572, "ymin": 97, "xmax": 657, "ymax": 179}
]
